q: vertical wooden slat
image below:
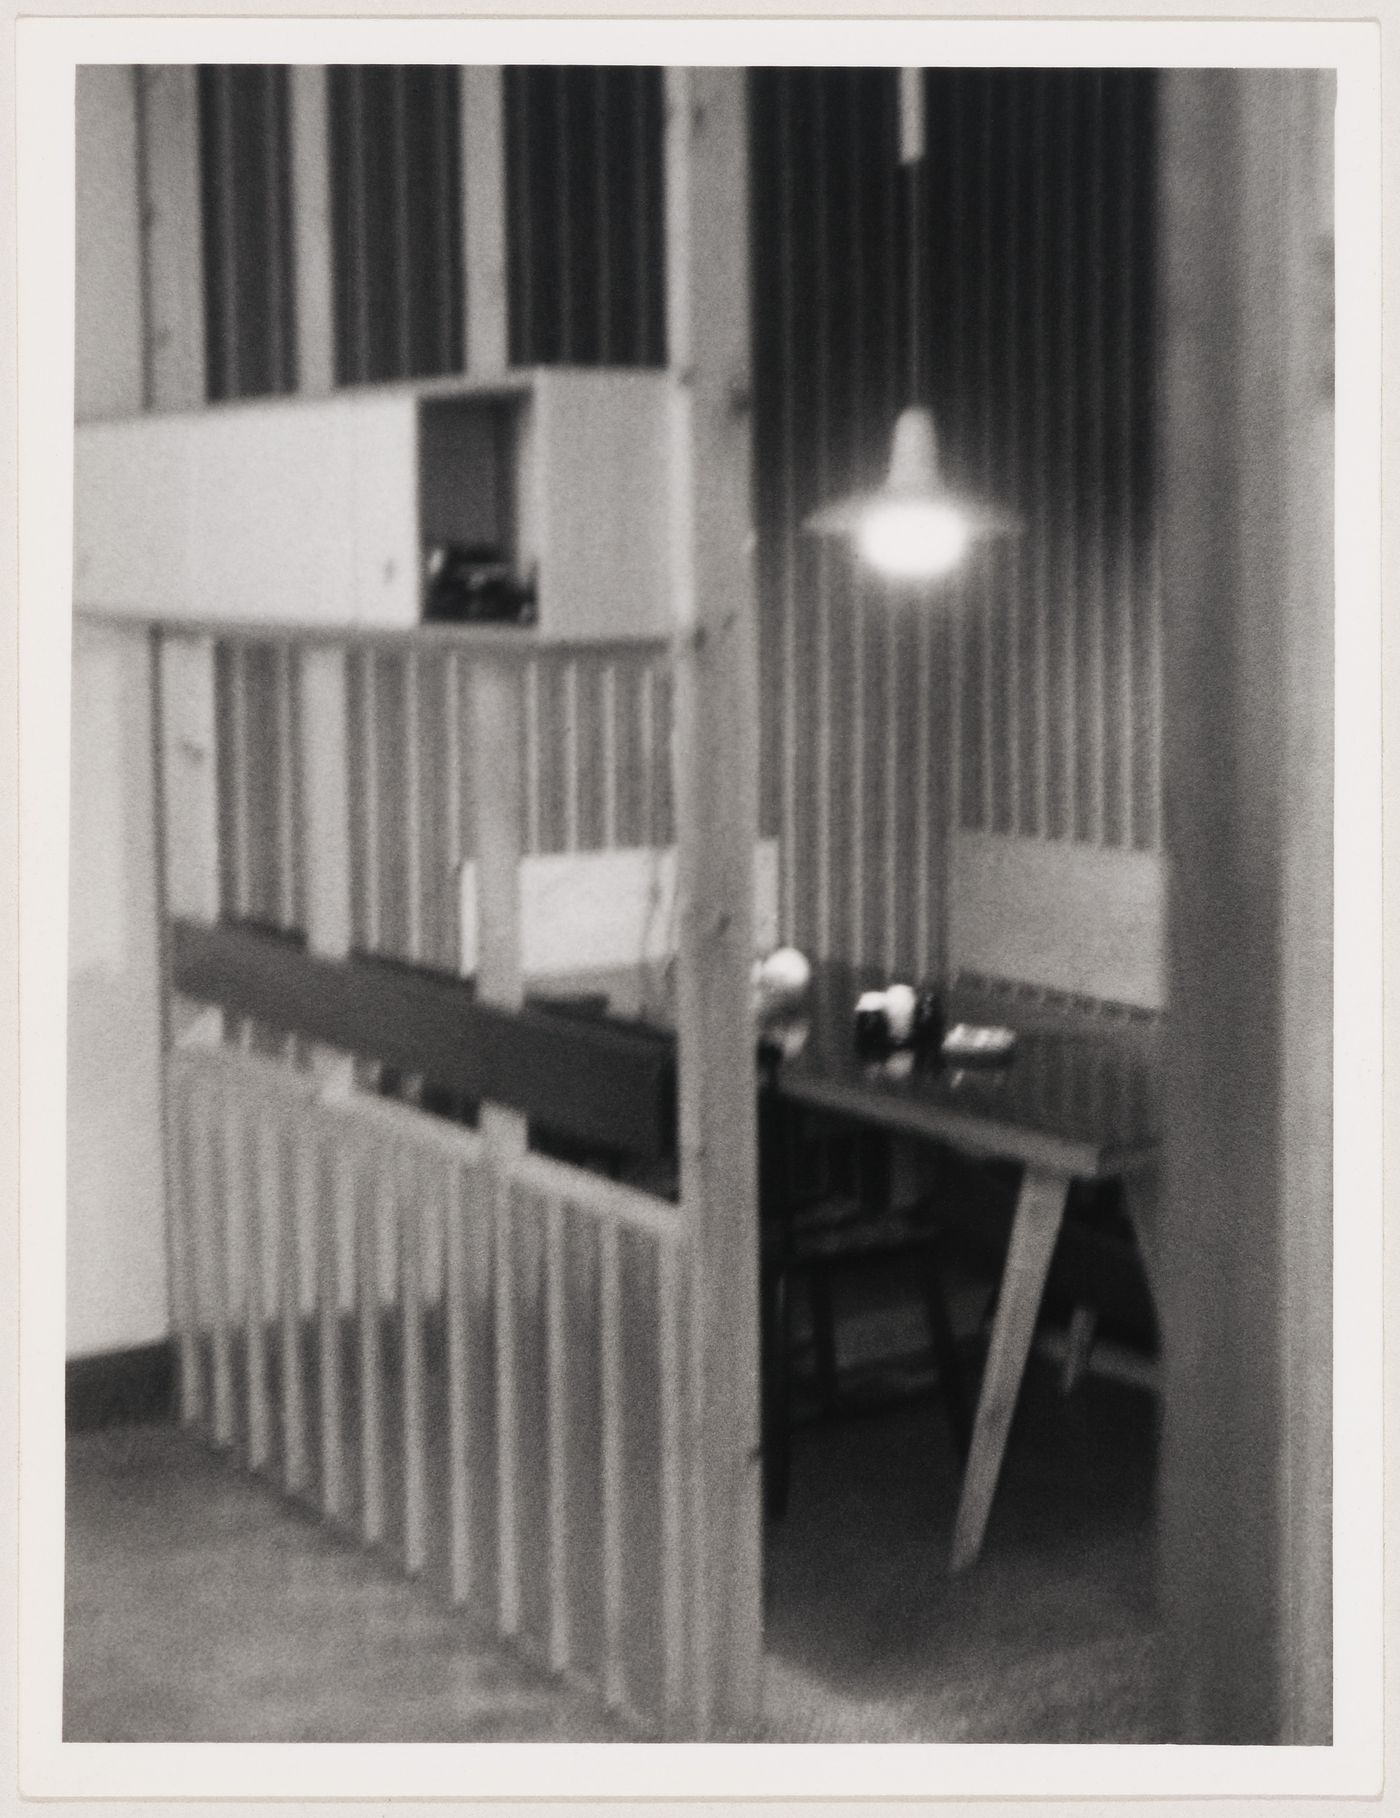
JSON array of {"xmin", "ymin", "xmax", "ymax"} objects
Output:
[
  {"xmin": 555, "ymin": 70, "xmax": 574, "ymax": 362},
  {"xmin": 444, "ymin": 652, "xmax": 465, "ymax": 893},
  {"xmin": 289, "ymin": 66, "xmax": 335, "ymax": 397},
  {"xmin": 494, "ymin": 1172, "xmax": 521, "ymax": 1637},
  {"xmin": 359, "ymin": 648, "xmax": 382, "ymax": 953},
  {"xmin": 598, "ymin": 1215, "xmax": 625, "ymax": 1710},
  {"xmin": 148, "ymin": 633, "xmax": 206, "ymax": 1423},
  {"xmin": 544, "ymin": 1197, "xmax": 569, "ymax": 1671},
  {"xmin": 203, "ymin": 1088, "xmax": 234, "ymax": 1449},
  {"xmin": 601, "ymin": 663, "xmax": 619, "ymax": 849},
  {"xmin": 400, "ymin": 1149, "xmax": 428, "ymax": 1576},
  {"xmin": 261, "ymin": 70, "xmax": 289, "ymax": 392},
  {"xmin": 813, "ymin": 81, "xmax": 833, "ymax": 963},
  {"xmin": 562, "ymin": 658, "xmax": 581, "ymax": 853},
  {"xmin": 1117, "ymin": 79, "xmax": 1138, "ymax": 852},
  {"xmin": 631, "ymin": 70, "xmax": 653, "ymax": 364},
  {"xmin": 316, "ymin": 1129, "xmax": 345, "ymax": 1520},
  {"xmin": 849, "ymin": 82, "xmax": 868, "ymax": 962},
  {"xmin": 167, "ymin": 1071, "xmax": 204, "ymax": 1426},
  {"xmin": 657, "ymin": 1235, "xmax": 686, "ymax": 1733},
  {"xmin": 276, "ymin": 643, "xmax": 298, "ymax": 930},
  {"xmin": 445, "ymin": 1155, "xmax": 472, "ymax": 1604},
  {"xmin": 978, "ymin": 81, "xmax": 996, "ymax": 839},
  {"xmin": 1088, "ymin": 71, "xmax": 1109, "ymax": 847},
  {"xmin": 213, "ymin": 69, "xmax": 241, "ymax": 399},
  {"xmin": 139, "ymin": 66, "xmax": 206, "ymax": 409},
  {"xmin": 637, "ymin": 663, "xmax": 656, "ymax": 848},
  {"xmin": 245, "ymin": 1111, "xmax": 271, "ymax": 1471},
  {"xmin": 523, "ymin": 661, "xmax": 543, "ymax": 856},
  {"xmin": 348, "ymin": 70, "xmax": 371, "ymax": 384},
  {"xmin": 948, "ymin": 73, "xmax": 970, "ymax": 836},
  {"xmin": 463, "ymin": 67, "xmax": 509, "ymax": 373},
  {"xmin": 883, "ymin": 604, "xmax": 899, "ymax": 974},
  {"xmin": 358, "ymin": 1151, "xmax": 387, "ymax": 1546},
  {"xmin": 404, "ymin": 650, "xmax": 424, "ymax": 962},
  {"xmin": 279, "ymin": 1116, "xmax": 308, "ymax": 1495},
  {"xmin": 1005, "ymin": 78, "xmax": 1023, "ymax": 839},
  {"xmin": 1060, "ymin": 76, "xmax": 1081, "ymax": 842},
  {"xmin": 227, "ymin": 644, "xmax": 251, "ymax": 923},
  {"xmin": 391, "ymin": 68, "xmax": 414, "ymax": 378},
  {"xmin": 778, "ymin": 79, "xmax": 798, "ymax": 943},
  {"xmin": 1033, "ymin": 73, "xmax": 1052, "ymax": 842},
  {"xmin": 595, "ymin": 71, "xmax": 613, "ymax": 362}
]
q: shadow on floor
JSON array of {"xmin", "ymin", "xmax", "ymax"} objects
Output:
[{"xmin": 761, "ymin": 1353, "xmax": 1172, "ymax": 1742}]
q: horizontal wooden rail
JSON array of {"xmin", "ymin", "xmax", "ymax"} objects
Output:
[
  {"xmin": 76, "ymin": 606, "xmax": 669, "ymax": 665},
  {"xmin": 172, "ymin": 918, "xmax": 676, "ymax": 1159}
]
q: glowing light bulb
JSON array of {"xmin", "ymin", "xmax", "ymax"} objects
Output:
[{"xmin": 855, "ymin": 498, "xmax": 970, "ymax": 581}]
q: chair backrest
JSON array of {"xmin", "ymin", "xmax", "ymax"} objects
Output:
[{"xmin": 459, "ymin": 837, "xmax": 780, "ymax": 979}]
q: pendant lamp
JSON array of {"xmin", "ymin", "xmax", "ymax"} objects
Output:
[{"xmin": 804, "ymin": 70, "xmax": 1019, "ymax": 583}]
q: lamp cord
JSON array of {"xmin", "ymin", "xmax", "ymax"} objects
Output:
[{"xmin": 908, "ymin": 114, "xmax": 928, "ymax": 409}]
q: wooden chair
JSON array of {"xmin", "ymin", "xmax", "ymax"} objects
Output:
[{"xmin": 758, "ymin": 1093, "xmax": 971, "ymax": 1520}]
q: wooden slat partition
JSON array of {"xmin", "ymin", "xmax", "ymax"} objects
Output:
[{"xmin": 164, "ymin": 1041, "xmax": 688, "ymax": 1734}]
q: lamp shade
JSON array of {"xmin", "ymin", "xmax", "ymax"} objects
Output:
[{"xmin": 804, "ymin": 406, "xmax": 1019, "ymax": 582}]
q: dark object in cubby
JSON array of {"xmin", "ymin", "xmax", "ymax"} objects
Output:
[{"xmin": 423, "ymin": 541, "xmax": 537, "ymax": 626}]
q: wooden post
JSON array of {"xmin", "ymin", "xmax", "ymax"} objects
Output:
[
  {"xmin": 289, "ymin": 65, "xmax": 336, "ymax": 398},
  {"xmin": 664, "ymin": 67, "xmax": 763, "ymax": 1738},
  {"xmin": 297, "ymin": 647, "xmax": 355, "ymax": 1522},
  {"xmin": 462, "ymin": 67, "xmax": 509, "ymax": 374},
  {"xmin": 1157, "ymin": 69, "xmax": 1335, "ymax": 1745},
  {"xmin": 136, "ymin": 66, "xmax": 206, "ymax": 410},
  {"xmin": 75, "ymin": 68, "xmax": 145, "ymax": 420},
  {"xmin": 468, "ymin": 656, "xmax": 527, "ymax": 1639}
]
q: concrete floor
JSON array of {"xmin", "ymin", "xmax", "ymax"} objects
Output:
[
  {"xmin": 66, "ymin": 1350, "xmax": 1170, "ymax": 1744},
  {"xmin": 65, "ymin": 1424, "xmax": 627, "ymax": 1742}
]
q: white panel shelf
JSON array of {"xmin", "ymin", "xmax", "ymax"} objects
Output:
[{"xmin": 74, "ymin": 367, "xmax": 672, "ymax": 641}]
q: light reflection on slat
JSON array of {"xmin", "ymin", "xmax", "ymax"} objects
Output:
[
  {"xmin": 316, "ymin": 1128, "xmax": 345, "ymax": 1520},
  {"xmin": 169, "ymin": 1076, "xmax": 203, "ymax": 1426},
  {"xmin": 401, "ymin": 1148, "xmax": 428, "ymax": 1576},
  {"xmin": 359, "ymin": 1154, "xmax": 387, "ymax": 1546},
  {"xmin": 246, "ymin": 1118, "xmax": 272, "ymax": 1470},
  {"xmin": 444, "ymin": 1155, "xmax": 472, "ymax": 1604},
  {"xmin": 279, "ymin": 1117, "xmax": 308, "ymax": 1494},
  {"xmin": 545, "ymin": 1198, "xmax": 569, "ymax": 1670},
  {"xmin": 200, "ymin": 1088, "xmax": 233, "ymax": 1448},
  {"xmin": 598, "ymin": 1215, "xmax": 624, "ymax": 1711}
]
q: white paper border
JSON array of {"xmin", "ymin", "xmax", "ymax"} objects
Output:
[{"xmin": 14, "ymin": 11, "xmax": 1388, "ymax": 1805}]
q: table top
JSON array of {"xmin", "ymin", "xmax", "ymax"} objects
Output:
[{"xmin": 760, "ymin": 963, "xmax": 1160, "ymax": 1181}]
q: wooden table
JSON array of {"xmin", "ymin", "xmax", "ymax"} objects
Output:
[{"xmin": 761, "ymin": 963, "xmax": 1161, "ymax": 1572}]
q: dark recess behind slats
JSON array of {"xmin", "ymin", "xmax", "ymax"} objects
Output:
[
  {"xmin": 505, "ymin": 66, "xmax": 667, "ymax": 367},
  {"xmin": 327, "ymin": 66, "xmax": 465, "ymax": 385},
  {"xmin": 748, "ymin": 69, "xmax": 1161, "ymax": 967},
  {"xmin": 198, "ymin": 66, "xmax": 298, "ymax": 401}
]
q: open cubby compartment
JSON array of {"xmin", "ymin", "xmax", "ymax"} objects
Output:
[{"xmin": 73, "ymin": 368, "xmax": 673, "ymax": 640}]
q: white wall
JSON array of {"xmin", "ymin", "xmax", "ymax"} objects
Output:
[
  {"xmin": 67, "ymin": 623, "xmax": 169, "ymax": 1357},
  {"xmin": 74, "ymin": 66, "xmax": 144, "ymax": 422},
  {"xmin": 70, "ymin": 70, "xmax": 168, "ymax": 1357}
]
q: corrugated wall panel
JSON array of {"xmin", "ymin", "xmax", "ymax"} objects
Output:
[
  {"xmin": 749, "ymin": 68, "xmax": 1161, "ymax": 975},
  {"xmin": 327, "ymin": 66, "xmax": 465, "ymax": 386},
  {"xmin": 505, "ymin": 66, "xmax": 666, "ymax": 367},
  {"xmin": 197, "ymin": 66, "xmax": 298, "ymax": 401}
]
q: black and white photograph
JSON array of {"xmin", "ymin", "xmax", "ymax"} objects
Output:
[{"xmin": 10, "ymin": 10, "xmax": 1390, "ymax": 1801}]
